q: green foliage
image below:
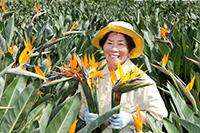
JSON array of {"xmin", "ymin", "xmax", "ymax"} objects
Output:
[{"xmin": 0, "ymin": 0, "xmax": 200, "ymax": 132}]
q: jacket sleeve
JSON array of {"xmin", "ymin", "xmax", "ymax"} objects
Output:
[{"xmin": 133, "ymin": 75, "xmax": 168, "ymax": 125}]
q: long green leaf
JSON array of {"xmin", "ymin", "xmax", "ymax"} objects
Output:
[
  {"xmin": 146, "ymin": 112, "xmax": 162, "ymax": 133},
  {"xmin": 39, "ymin": 103, "xmax": 54, "ymax": 133},
  {"xmin": 193, "ymin": 113, "xmax": 200, "ymax": 126},
  {"xmin": 43, "ymin": 36, "xmax": 69, "ymax": 49},
  {"xmin": 77, "ymin": 105, "xmax": 121, "ymax": 133},
  {"xmin": 45, "ymin": 93, "xmax": 81, "ymax": 133},
  {"xmin": 41, "ymin": 77, "xmax": 72, "ymax": 88},
  {"xmin": 5, "ymin": 16, "xmax": 14, "ymax": 45},
  {"xmin": 167, "ymin": 83, "xmax": 194, "ymax": 121},
  {"xmin": 0, "ymin": 76, "xmax": 24, "ymax": 121},
  {"xmin": 163, "ymin": 117, "xmax": 179, "ymax": 133},
  {"xmin": 0, "ymin": 62, "xmax": 14, "ymax": 77},
  {"xmin": 0, "ymin": 77, "xmax": 5, "ymax": 100},
  {"xmin": 19, "ymin": 103, "xmax": 47, "ymax": 133},
  {"xmin": 6, "ymin": 68, "xmax": 45, "ymax": 79},
  {"xmin": 172, "ymin": 113, "xmax": 200, "ymax": 133},
  {"xmin": 0, "ymin": 35, "xmax": 6, "ymax": 52},
  {"xmin": 0, "ymin": 79, "xmax": 40, "ymax": 132}
]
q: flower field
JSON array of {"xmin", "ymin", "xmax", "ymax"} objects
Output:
[{"xmin": 0, "ymin": 0, "xmax": 200, "ymax": 132}]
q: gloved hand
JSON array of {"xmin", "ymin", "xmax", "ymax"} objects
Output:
[
  {"xmin": 109, "ymin": 111, "xmax": 134, "ymax": 130},
  {"xmin": 82, "ymin": 109, "xmax": 99, "ymax": 125}
]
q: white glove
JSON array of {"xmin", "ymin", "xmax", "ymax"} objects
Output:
[
  {"xmin": 109, "ymin": 111, "xmax": 134, "ymax": 130},
  {"xmin": 82, "ymin": 109, "xmax": 99, "ymax": 125}
]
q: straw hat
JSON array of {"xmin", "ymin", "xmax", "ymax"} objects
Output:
[{"xmin": 92, "ymin": 21, "xmax": 144, "ymax": 58}]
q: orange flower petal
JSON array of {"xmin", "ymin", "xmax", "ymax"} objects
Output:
[
  {"xmin": 38, "ymin": 90, "xmax": 44, "ymax": 95},
  {"xmin": 1, "ymin": 50, "xmax": 5, "ymax": 56},
  {"xmin": 160, "ymin": 27, "xmax": 168, "ymax": 39},
  {"xmin": 132, "ymin": 114, "xmax": 143, "ymax": 132},
  {"xmin": 47, "ymin": 55, "xmax": 52, "ymax": 69},
  {"xmin": 70, "ymin": 20, "xmax": 79, "ymax": 31},
  {"xmin": 1, "ymin": 0, "xmax": 6, "ymax": 13},
  {"xmin": 118, "ymin": 63, "xmax": 124, "ymax": 82},
  {"xmin": 34, "ymin": 2, "xmax": 40, "ymax": 13},
  {"xmin": 162, "ymin": 52, "xmax": 169, "ymax": 67},
  {"xmin": 131, "ymin": 105, "xmax": 143, "ymax": 132},
  {"xmin": 32, "ymin": 36, "xmax": 35, "ymax": 44},
  {"xmin": 34, "ymin": 64, "xmax": 46, "ymax": 80},
  {"xmin": 111, "ymin": 69, "xmax": 117, "ymax": 84},
  {"xmin": 186, "ymin": 75, "xmax": 196, "ymax": 91},
  {"xmin": 68, "ymin": 119, "xmax": 78, "ymax": 133}
]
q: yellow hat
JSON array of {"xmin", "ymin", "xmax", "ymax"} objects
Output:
[{"xmin": 92, "ymin": 21, "xmax": 144, "ymax": 58}]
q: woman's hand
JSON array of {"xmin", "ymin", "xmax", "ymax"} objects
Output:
[
  {"xmin": 109, "ymin": 111, "xmax": 134, "ymax": 130},
  {"xmin": 82, "ymin": 109, "xmax": 99, "ymax": 125}
]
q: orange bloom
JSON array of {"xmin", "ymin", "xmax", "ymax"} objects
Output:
[
  {"xmin": 34, "ymin": 64, "xmax": 47, "ymax": 80},
  {"xmin": 68, "ymin": 119, "xmax": 78, "ymax": 133},
  {"xmin": 70, "ymin": 21, "xmax": 79, "ymax": 31},
  {"xmin": 34, "ymin": 2, "xmax": 40, "ymax": 13},
  {"xmin": 7, "ymin": 42, "xmax": 14, "ymax": 54},
  {"xmin": 160, "ymin": 27, "xmax": 168, "ymax": 39},
  {"xmin": 1, "ymin": 0, "xmax": 6, "ymax": 13},
  {"xmin": 38, "ymin": 90, "xmax": 44, "ymax": 95},
  {"xmin": 132, "ymin": 105, "xmax": 143, "ymax": 132},
  {"xmin": 19, "ymin": 48, "xmax": 34, "ymax": 66},
  {"xmin": 1, "ymin": 50, "xmax": 5, "ymax": 56},
  {"xmin": 186, "ymin": 75, "xmax": 196, "ymax": 91},
  {"xmin": 47, "ymin": 55, "xmax": 52, "ymax": 69},
  {"xmin": 162, "ymin": 52, "xmax": 169, "ymax": 67}
]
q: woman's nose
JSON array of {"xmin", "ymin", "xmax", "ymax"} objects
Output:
[{"xmin": 110, "ymin": 44, "xmax": 119, "ymax": 52}]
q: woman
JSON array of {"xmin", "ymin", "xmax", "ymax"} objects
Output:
[{"xmin": 78, "ymin": 21, "xmax": 168, "ymax": 132}]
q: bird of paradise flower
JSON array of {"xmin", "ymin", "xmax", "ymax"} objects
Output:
[
  {"xmin": 132, "ymin": 105, "xmax": 143, "ymax": 133},
  {"xmin": 64, "ymin": 21, "xmax": 81, "ymax": 35},
  {"xmin": 153, "ymin": 21, "xmax": 178, "ymax": 47},
  {"xmin": 31, "ymin": 2, "xmax": 46, "ymax": 22},
  {"xmin": 1, "ymin": 0, "xmax": 16, "ymax": 20},
  {"xmin": 57, "ymin": 53, "xmax": 104, "ymax": 114}
]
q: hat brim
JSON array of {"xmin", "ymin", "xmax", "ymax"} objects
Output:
[{"xmin": 92, "ymin": 25, "xmax": 144, "ymax": 58}]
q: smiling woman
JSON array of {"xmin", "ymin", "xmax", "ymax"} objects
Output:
[{"xmin": 77, "ymin": 21, "xmax": 168, "ymax": 132}]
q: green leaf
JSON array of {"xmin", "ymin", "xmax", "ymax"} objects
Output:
[
  {"xmin": 0, "ymin": 62, "xmax": 14, "ymax": 77},
  {"xmin": 0, "ymin": 77, "xmax": 5, "ymax": 100},
  {"xmin": 19, "ymin": 103, "xmax": 47, "ymax": 132},
  {"xmin": 0, "ymin": 76, "xmax": 22, "ymax": 121},
  {"xmin": 146, "ymin": 112, "xmax": 162, "ymax": 133},
  {"xmin": 0, "ymin": 79, "xmax": 40, "ymax": 132},
  {"xmin": 172, "ymin": 113, "xmax": 200, "ymax": 133},
  {"xmin": 6, "ymin": 68, "xmax": 46, "ymax": 79},
  {"xmin": 163, "ymin": 117, "xmax": 179, "ymax": 133},
  {"xmin": 45, "ymin": 93, "xmax": 81, "ymax": 133},
  {"xmin": 39, "ymin": 103, "xmax": 54, "ymax": 133},
  {"xmin": 43, "ymin": 36, "xmax": 69, "ymax": 49},
  {"xmin": 5, "ymin": 16, "xmax": 14, "ymax": 45},
  {"xmin": 41, "ymin": 77, "xmax": 72, "ymax": 88},
  {"xmin": 167, "ymin": 83, "xmax": 194, "ymax": 121},
  {"xmin": 77, "ymin": 105, "xmax": 121, "ymax": 133},
  {"xmin": 193, "ymin": 113, "xmax": 200, "ymax": 126},
  {"xmin": 0, "ymin": 35, "xmax": 6, "ymax": 53},
  {"xmin": 171, "ymin": 44, "xmax": 181, "ymax": 75}
]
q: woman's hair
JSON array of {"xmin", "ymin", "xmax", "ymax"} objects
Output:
[{"xmin": 99, "ymin": 31, "xmax": 136, "ymax": 53}]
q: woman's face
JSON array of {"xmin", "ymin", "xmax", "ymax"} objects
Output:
[{"xmin": 103, "ymin": 32, "xmax": 131, "ymax": 71}]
